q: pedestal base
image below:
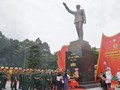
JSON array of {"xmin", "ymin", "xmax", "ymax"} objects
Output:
[
  {"xmin": 79, "ymin": 81, "xmax": 100, "ymax": 89},
  {"xmin": 66, "ymin": 39, "xmax": 95, "ymax": 82}
]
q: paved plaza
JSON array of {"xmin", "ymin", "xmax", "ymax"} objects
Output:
[
  {"xmin": 4, "ymin": 81, "xmax": 104, "ymax": 90},
  {"xmin": 4, "ymin": 81, "xmax": 120, "ymax": 90}
]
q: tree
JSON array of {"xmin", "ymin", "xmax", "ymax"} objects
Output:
[
  {"xmin": 0, "ymin": 31, "xmax": 5, "ymax": 38},
  {"xmin": 27, "ymin": 45, "xmax": 42, "ymax": 69},
  {"xmin": 92, "ymin": 47, "xmax": 99, "ymax": 64},
  {"xmin": 0, "ymin": 31, "xmax": 57, "ymax": 69}
]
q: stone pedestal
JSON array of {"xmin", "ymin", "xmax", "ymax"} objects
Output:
[
  {"xmin": 68, "ymin": 39, "xmax": 91, "ymax": 51},
  {"xmin": 66, "ymin": 39, "xmax": 95, "ymax": 84}
]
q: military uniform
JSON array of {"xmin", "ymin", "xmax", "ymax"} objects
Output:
[
  {"xmin": 0, "ymin": 72, "xmax": 3, "ymax": 90},
  {"xmin": 34, "ymin": 72, "xmax": 41, "ymax": 90},
  {"xmin": 11, "ymin": 73, "xmax": 17, "ymax": 90},
  {"xmin": 41, "ymin": 72, "xmax": 51, "ymax": 90},
  {"xmin": 51, "ymin": 73, "xmax": 57, "ymax": 90},
  {"xmin": 22, "ymin": 73, "xmax": 29, "ymax": 90},
  {"xmin": 18, "ymin": 72, "xmax": 23, "ymax": 89},
  {"xmin": 2, "ymin": 72, "xmax": 7, "ymax": 89},
  {"xmin": 29, "ymin": 72, "xmax": 35, "ymax": 90}
]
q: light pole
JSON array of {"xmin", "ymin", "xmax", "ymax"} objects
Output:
[
  {"xmin": 20, "ymin": 45, "xmax": 31, "ymax": 68},
  {"xmin": 24, "ymin": 46, "xmax": 31, "ymax": 69},
  {"xmin": 24, "ymin": 47, "xmax": 26, "ymax": 68}
]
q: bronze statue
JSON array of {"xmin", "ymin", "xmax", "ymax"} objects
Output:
[{"xmin": 63, "ymin": 2, "xmax": 86, "ymax": 40}]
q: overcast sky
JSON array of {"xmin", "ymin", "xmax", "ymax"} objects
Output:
[{"xmin": 0, "ymin": 0, "xmax": 120, "ymax": 53}]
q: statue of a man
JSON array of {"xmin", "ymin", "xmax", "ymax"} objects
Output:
[{"xmin": 63, "ymin": 2, "xmax": 86, "ymax": 40}]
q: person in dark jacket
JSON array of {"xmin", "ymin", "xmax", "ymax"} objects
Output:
[
  {"xmin": 0, "ymin": 71, "xmax": 3, "ymax": 90},
  {"xmin": 102, "ymin": 73, "xmax": 107, "ymax": 90},
  {"xmin": 11, "ymin": 71, "xmax": 18, "ymax": 90}
]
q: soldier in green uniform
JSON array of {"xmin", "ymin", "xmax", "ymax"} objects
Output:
[
  {"xmin": 0, "ymin": 73, "xmax": 2, "ymax": 90},
  {"xmin": 46, "ymin": 71, "xmax": 52, "ymax": 90},
  {"xmin": 41, "ymin": 70, "xmax": 52, "ymax": 90},
  {"xmin": 0, "ymin": 68, "xmax": 3, "ymax": 90},
  {"xmin": 34, "ymin": 70, "xmax": 41, "ymax": 90},
  {"xmin": 2, "ymin": 69, "xmax": 7, "ymax": 89},
  {"xmin": 22, "ymin": 70, "xmax": 29, "ymax": 90},
  {"xmin": 39, "ymin": 70, "xmax": 44, "ymax": 90},
  {"xmin": 28, "ymin": 69, "xmax": 32, "ymax": 90},
  {"xmin": 39, "ymin": 70, "xmax": 43, "ymax": 89},
  {"xmin": 21, "ymin": 69, "xmax": 25, "ymax": 90},
  {"xmin": 33, "ymin": 70, "xmax": 37, "ymax": 89},
  {"xmin": 18, "ymin": 69, "xmax": 23, "ymax": 89},
  {"xmin": 51, "ymin": 72, "xmax": 57, "ymax": 90},
  {"xmin": 29, "ymin": 70, "xmax": 35, "ymax": 90},
  {"xmin": 41, "ymin": 70, "xmax": 46, "ymax": 90}
]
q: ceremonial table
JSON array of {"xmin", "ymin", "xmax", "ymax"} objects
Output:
[{"xmin": 69, "ymin": 79, "xmax": 79, "ymax": 88}]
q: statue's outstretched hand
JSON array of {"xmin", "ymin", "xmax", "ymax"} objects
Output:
[{"xmin": 63, "ymin": 2, "xmax": 66, "ymax": 6}]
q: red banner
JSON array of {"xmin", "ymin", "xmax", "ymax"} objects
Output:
[
  {"xmin": 57, "ymin": 45, "xmax": 68, "ymax": 71},
  {"xmin": 96, "ymin": 33, "xmax": 120, "ymax": 78}
]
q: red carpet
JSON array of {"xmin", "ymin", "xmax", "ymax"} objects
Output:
[{"xmin": 52, "ymin": 88, "xmax": 85, "ymax": 90}]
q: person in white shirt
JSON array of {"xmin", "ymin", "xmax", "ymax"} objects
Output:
[
  {"xmin": 105, "ymin": 67, "xmax": 112, "ymax": 89},
  {"xmin": 56, "ymin": 73, "xmax": 63, "ymax": 90}
]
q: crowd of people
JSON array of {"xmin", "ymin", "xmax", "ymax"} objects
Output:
[
  {"xmin": 98, "ymin": 67, "xmax": 120, "ymax": 90},
  {"xmin": 0, "ymin": 67, "xmax": 79, "ymax": 90}
]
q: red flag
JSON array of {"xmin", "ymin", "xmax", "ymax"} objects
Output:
[
  {"xmin": 57, "ymin": 45, "xmax": 68, "ymax": 71},
  {"xmin": 96, "ymin": 33, "xmax": 120, "ymax": 79}
]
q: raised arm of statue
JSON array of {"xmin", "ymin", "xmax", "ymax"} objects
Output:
[{"xmin": 63, "ymin": 2, "xmax": 75, "ymax": 15}]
